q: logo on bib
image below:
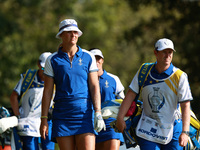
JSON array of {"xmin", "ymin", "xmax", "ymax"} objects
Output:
[
  {"xmin": 150, "ymin": 128, "xmax": 157, "ymax": 133},
  {"xmin": 148, "ymin": 87, "xmax": 165, "ymax": 113}
]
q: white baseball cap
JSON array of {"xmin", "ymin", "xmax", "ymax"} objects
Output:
[
  {"xmin": 90, "ymin": 49, "xmax": 104, "ymax": 59},
  {"xmin": 56, "ymin": 19, "xmax": 83, "ymax": 39},
  {"xmin": 155, "ymin": 38, "xmax": 175, "ymax": 52},
  {"xmin": 39, "ymin": 52, "xmax": 52, "ymax": 67}
]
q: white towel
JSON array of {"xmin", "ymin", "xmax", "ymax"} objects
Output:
[{"xmin": 0, "ymin": 116, "xmax": 18, "ymax": 134}]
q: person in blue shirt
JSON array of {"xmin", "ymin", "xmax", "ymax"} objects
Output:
[
  {"xmin": 40, "ymin": 19, "xmax": 105, "ymax": 150},
  {"xmin": 116, "ymin": 38, "xmax": 192, "ymax": 150},
  {"xmin": 90, "ymin": 48, "xmax": 125, "ymax": 150}
]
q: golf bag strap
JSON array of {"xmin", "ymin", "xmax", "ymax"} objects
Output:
[{"xmin": 18, "ymin": 69, "xmax": 37, "ymax": 103}]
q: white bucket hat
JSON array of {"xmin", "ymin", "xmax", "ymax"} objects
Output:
[
  {"xmin": 39, "ymin": 52, "xmax": 52, "ymax": 67},
  {"xmin": 56, "ymin": 19, "xmax": 83, "ymax": 39},
  {"xmin": 155, "ymin": 38, "xmax": 176, "ymax": 52},
  {"xmin": 90, "ymin": 49, "xmax": 104, "ymax": 59}
]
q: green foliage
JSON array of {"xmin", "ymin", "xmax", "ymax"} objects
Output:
[{"xmin": 0, "ymin": 0, "xmax": 200, "ymax": 118}]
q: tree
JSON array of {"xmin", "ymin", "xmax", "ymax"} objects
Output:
[{"xmin": 1, "ymin": 0, "xmax": 200, "ymax": 118}]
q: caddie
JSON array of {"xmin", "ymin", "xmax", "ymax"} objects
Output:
[
  {"xmin": 116, "ymin": 38, "xmax": 193, "ymax": 150},
  {"xmin": 10, "ymin": 52, "xmax": 55, "ymax": 150}
]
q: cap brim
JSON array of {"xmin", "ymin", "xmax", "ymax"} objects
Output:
[
  {"xmin": 157, "ymin": 47, "xmax": 176, "ymax": 52},
  {"xmin": 90, "ymin": 49, "xmax": 104, "ymax": 58},
  {"xmin": 56, "ymin": 27, "xmax": 83, "ymax": 39},
  {"xmin": 40, "ymin": 62, "xmax": 45, "ymax": 67},
  {"xmin": 94, "ymin": 54, "xmax": 104, "ymax": 58}
]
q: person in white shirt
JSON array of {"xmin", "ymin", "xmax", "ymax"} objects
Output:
[
  {"xmin": 10, "ymin": 52, "xmax": 55, "ymax": 150},
  {"xmin": 116, "ymin": 38, "xmax": 192, "ymax": 150}
]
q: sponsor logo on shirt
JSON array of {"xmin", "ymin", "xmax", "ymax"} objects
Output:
[
  {"xmin": 79, "ymin": 58, "xmax": 83, "ymax": 65},
  {"xmin": 105, "ymin": 80, "xmax": 109, "ymax": 88}
]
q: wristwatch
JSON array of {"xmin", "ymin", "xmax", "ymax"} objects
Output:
[{"xmin": 182, "ymin": 131, "xmax": 190, "ymax": 136}]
